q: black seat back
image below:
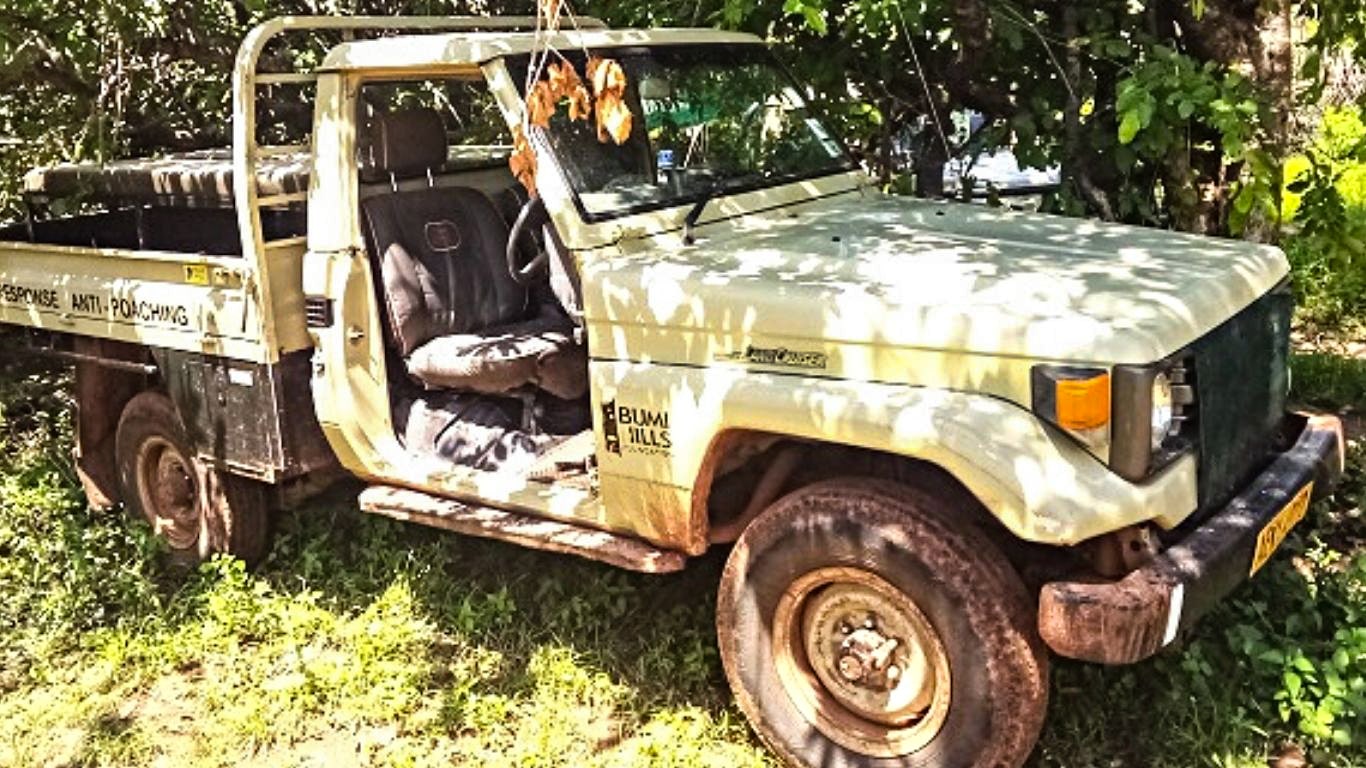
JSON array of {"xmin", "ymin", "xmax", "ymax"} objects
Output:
[{"xmin": 359, "ymin": 109, "xmax": 529, "ymax": 357}]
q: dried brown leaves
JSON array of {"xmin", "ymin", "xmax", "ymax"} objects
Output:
[
  {"xmin": 587, "ymin": 56, "xmax": 633, "ymax": 145},
  {"xmin": 511, "ymin": 1, "xmax": 634, "ymax": 194},
  {"xmin": 509, "ymin": 124, "xmax": 538, "ymax": 197}
]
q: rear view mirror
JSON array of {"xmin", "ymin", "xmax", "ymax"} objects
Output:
[{"xmin": 639, "ymin": 75, "xmax": 673, "ymax": 100}]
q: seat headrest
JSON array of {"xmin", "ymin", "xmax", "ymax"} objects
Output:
[{"xmin": 362, "ymin": 108, "xmax": 447, "ymax": 178}]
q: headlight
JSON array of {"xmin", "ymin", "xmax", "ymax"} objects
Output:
[
  {"xmin": 1032, "ymin": 361, "xmax": 1193, "ymax": 482},
  {"xmin": 1110, "ymin": 361, "xmax": 1193, "ymax": 481},
  {"xmin": 1151, "ymin": 372, "xmax": 1174, "ymax": 450}
]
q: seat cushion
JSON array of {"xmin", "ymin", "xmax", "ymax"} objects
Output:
[
  {"xmin": 363, "ymin": 186, "xmax": 531, "ymax": 357},
  {"xmin": 406, "ymin": 307, "xmax": 587, "ymax": 399}
]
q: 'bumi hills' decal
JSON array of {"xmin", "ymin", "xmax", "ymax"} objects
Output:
[{"xmin": 601, "ymin": 399, "xmax": 671, "ymax": 456}]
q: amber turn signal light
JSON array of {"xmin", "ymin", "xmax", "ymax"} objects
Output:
[{"xmin": 1032, "ymin": 366, "xmax": 1111, "ymax": 432}]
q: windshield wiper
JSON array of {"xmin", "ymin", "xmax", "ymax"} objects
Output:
[
  {"xmin": 682, "ymin": 194, "xmax": 714, "ymax": 245},
  {"xmin": 682, "ymin": 173, "xmax": 773, "ymax": 243},
  {"xmin": 682, "ymin": 182, "xmax": 724, "ymax": 245}
]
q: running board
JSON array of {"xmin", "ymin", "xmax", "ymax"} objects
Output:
[{"xmin": 358, "ymin": 485, "xmax": 687, "ymax": 574}]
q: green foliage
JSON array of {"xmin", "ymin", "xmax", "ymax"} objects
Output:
[
  {"xmin": 1116, "ymin": 49, "xmax": 1259, "ymax": 156},
  {"xmin": 1283, "ymin": 107, "xmax": 1366, "ymax": 326},
  {"xmin": 1221, "ymin": 537, "xmax": 1366, "ymax": 747},
  {"xmin": 1113, "ymin": 47, "xmax": 1266, "ymax": 226},
  {"xmin": 0, "ymin": 361, "xmax": 163, "ymax": 656},
  {"xmin": 0, "ymin": 0, "xmax": 521, "ymax": 219},
  {"xmin": 1300, "ymin": 1, "xmax": 1366, "ymax": 102},
  {"xmin": 598, "ymin": 0, "xmax": 1364, "ymax": 244},
  {"xmin": 0, "ymin": 356, "xmax": 764, "ymax": 766},
  {"xmin": 1039, "ymin": 428, "xmax": 1366, "ymax": 766},
  {"xmin": 0, "ymin": 0, "xmax": 1359, "ymax": 248},
  {"xmin": 1, "ymin": 352, "xmax": 1365, "ymax": 765},
  {"xmin": 1291, "ymin": 353, "xmax": 1366, "ymax": 411}
]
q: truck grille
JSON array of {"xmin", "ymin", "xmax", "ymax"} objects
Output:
[{"xmin": 1187, "ymin": 282, "xmax": 1292, "ymax": 513}]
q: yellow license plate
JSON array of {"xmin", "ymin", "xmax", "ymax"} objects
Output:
[{"xmin": 1250, "ymin": 481, "xmax": 1313, "ymax": 575}]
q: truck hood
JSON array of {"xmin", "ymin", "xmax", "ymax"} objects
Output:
[{"xmin": 583, "ymin": 192, "xmax": 1289, "ymax": 367}]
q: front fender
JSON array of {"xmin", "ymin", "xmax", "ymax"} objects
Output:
[{"xmin": 592, "ymin": 361, "xmax": 1197, "ymax": 547}]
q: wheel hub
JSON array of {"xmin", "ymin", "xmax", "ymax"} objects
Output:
[
  {"xmin": 136, "ymin": 437, "xmax": 199, "ymax": 550},
  {"xmin": 801, "ymin": 582, "xmax": 938, "ymax": 726},
  {"xmin": 836, "ymin": 625, "xmax": 899, "ymax": 684},
  {"xmin": 772, "ymin": 566, "xmax": 953, "ymax": 757}
]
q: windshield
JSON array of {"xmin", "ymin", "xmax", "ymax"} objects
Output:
[{"xmin": 509, "ymin": 45, "xmax": 853, "ymax": 221}]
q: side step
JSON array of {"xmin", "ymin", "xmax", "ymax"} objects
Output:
[{"xmin": 358, "ymin": 485, "xmax": 687, "ymax": 574}]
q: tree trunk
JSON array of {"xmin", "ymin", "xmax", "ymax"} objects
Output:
[
  {"xmin": 879, "ymin": 95, "xmax": 894, "ymax": 186},
  {"xmin": 1061, "ymin": 2, "xmax": 1116, "ymax": 220},
  {"xmin": 915, "ymin": 140, "xmax": 948, "ymax": 198},
  {"xmin": 1164, "ymin": 0, "xmax": 1294, "ymax": 238},
  {"xmin": 1251, "ymin": 0, "xmax": 1294, "ymax": 241}
]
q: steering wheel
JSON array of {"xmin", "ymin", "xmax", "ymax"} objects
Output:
[{"xmin": 507, "ymin": 196, "xmax": 551, "ymax": 285}]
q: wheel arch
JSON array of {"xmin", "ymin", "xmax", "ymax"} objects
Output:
[
  {"xmin": 680, "ymin": 379, "xmax": 1196, "ymax": 549},
  {"xmin": 53, "ymin": 334, "xmax": 332, "ymax": 507},
  {"xmin": 694, "ymin": 428, "xmax": 1014, "ymax": 547},
  {"xmin": 70, "ymin": 337, "xmax": 160, "ymax": 509}
]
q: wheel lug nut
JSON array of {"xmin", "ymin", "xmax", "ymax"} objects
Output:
[
  {"xmin": 839, "ymin": 623, "xmax": 852, "ymax": 635},
  {"xmin": 886, "ymin": 665, "xmax": 900, "ymax": 681},
  {"xmin": 864, "ymin": 617, "xmax": 876, "ymax": 630},
  {"xmin": 838, "ymin": 655, "xmax": 863, "ymax": 681}
]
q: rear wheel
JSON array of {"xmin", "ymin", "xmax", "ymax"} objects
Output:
[
  {"xmin": 717, "ymin": 478, "xmax": 1048, "ymax": 768},
  {"xmin": 114, "ymin": 391, "xmax": 270, "ymax": 566}
]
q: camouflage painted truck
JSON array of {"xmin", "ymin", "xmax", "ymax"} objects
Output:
[{"xmin": 0, "ymin": 16, "xmax": 1347, "ymax": 768}]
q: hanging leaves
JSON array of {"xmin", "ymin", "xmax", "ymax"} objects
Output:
[
  {"xmin": 525, "ymin": 60, "xmax": 593, "ymax": 131},
  {"xmin": 586, "ymin": 55, "xmax": 628, "ymax": 94},
  {"xmin": 509, "ymin": 124, "xmax": 538, "ymax": 198},
  {"xmin": 539, "ymin": 0, "xmax": 563, "ymax": 29},
  {"xmin": 587, "ymin": 56, "xmax": 633, "ymax": 145},
  {"xmin": 526, "ymin": 79, "xmax": 557, "ymax": 129},
  {"xmin": 511, "ymin": 0, "xmax": 633, "ymax": 195},
  {"xmin": 546, "ymin": 61, "xmax": 577, "ymax": 97},
  {"xmin": 547, "ymin": 61, "xmax": 592, "ymax": 123},
  {"xmin": 566, "ymin": 79, "xmax": 593, "ymax": 122}
]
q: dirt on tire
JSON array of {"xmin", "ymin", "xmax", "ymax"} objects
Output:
[{"xmin": 717, "ymin": 478, "xmax": 1049, "ymax": 768}]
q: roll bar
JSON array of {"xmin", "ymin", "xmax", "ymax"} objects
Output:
[{"xmin": 229, "ymin": 15, "xmax": 605, "ymax": 353}]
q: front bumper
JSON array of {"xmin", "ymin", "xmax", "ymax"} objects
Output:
[{"xmin": 1038, "ymin": 413, "xmax": 1346, "ymax": 665}]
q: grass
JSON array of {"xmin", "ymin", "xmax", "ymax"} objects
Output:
[
  {"xmin": 1292, "ymin": 351, "xmax": 1366, "ymax": 411},
  {"xmin": 0, "ymin": 348, "xmax": 1363, "ymax": 768}
]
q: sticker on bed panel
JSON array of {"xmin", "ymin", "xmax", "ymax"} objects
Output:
[
  {"xmin": 184, "ymin": 265, "xmax": 210, "ymax": 285},
  {"xmin": 0, "ymin": 283, "xmax": 59, "ymax": 309}
]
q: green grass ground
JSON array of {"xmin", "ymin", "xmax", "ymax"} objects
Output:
[{"xmin": 0, "ymin": 350, "xmax": 1361, "ymax": 768}]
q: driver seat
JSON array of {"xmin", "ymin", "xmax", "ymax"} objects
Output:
[{"xmin": 359, "ymin": 108, "xmax": 586, "ymax": 401}]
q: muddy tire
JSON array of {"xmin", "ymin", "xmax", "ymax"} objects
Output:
[
  {"xmin": 114, "ymin": 391, "xmax": 270, "ymax": 566},
  {"xmin": 717, "ymin": 478, "xmax": 1048, "ymax": 768}
]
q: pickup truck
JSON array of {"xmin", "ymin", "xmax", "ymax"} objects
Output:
[{"xmin": 0, "ymin": 15, "xmax": 1345, "ymax": 768}]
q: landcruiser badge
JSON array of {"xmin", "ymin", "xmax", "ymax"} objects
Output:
[{"xmin": 718, "ymin": 345, "xmax": 828, "ymax": 370}]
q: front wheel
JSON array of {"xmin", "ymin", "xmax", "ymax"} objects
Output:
[
  {"xmin": 114, "ymin": 391, "xmax": 271, "ymax": 567},
  {"xmin": 717, "ymin": 478, "xmax": 1048, "ymax": 768}
]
